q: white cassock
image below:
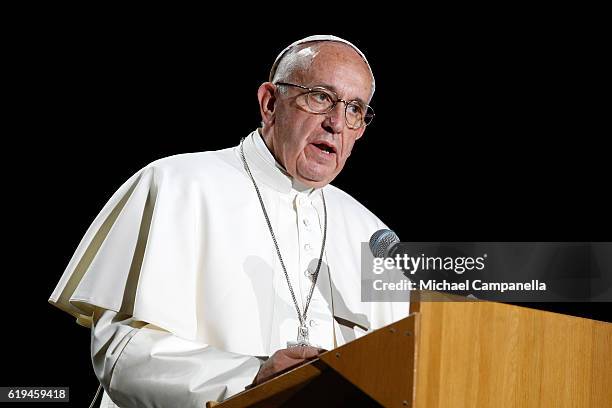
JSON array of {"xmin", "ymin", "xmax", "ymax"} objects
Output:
[{"xmin": 49, "ymin": 130, "xmax": 409, "ymax": 407}]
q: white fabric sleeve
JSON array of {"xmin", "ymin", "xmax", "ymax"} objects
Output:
[{"xmin": 91, "ymin": 309, "xmax": 263, "ymax": 408}]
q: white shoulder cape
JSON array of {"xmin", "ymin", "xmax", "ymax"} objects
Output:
[{"xmin": 49, "ymin": 134, "xmax": 404, "ymax": 354}]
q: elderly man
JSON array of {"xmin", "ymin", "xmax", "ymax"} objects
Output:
[{"xmin": 49, "ymin": 35, "xmax": 408, "ymax": 407}]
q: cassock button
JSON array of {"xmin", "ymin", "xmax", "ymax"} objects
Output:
[
  {"xmin": 309, "ymin": 319, "xmax": 318, "ymax": 327},
  {"xmin": 304, "ymin": 243, "xmax": 312, "ymax": 251}
]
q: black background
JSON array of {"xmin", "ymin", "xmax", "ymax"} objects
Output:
[{"xmin": 3, "ymin": 7, "xmax": 610, "ymax": 407}]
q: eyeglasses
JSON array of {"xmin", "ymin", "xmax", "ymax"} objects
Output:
[{"xmin": 274, "ymin": 82, "xmax": 375, "ymax": 129}]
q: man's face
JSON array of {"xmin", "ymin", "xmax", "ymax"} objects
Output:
[{"xmin": 265, "ymin": 43, "xmax": 372, "ymax": 188}]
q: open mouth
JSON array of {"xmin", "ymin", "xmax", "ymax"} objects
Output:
[{"xmin": 312, "ymin": 142, "xmax": 336, "ymax": 155}]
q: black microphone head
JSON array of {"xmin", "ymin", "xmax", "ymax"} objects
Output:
[{"xmin": 369, "ymin": 229, "xmax": 400, "ymax": 258}]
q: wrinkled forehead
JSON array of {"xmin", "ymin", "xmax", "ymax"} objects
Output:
[{"xmin": 296, "ymin": 44, "xmax": 373, "ymax": 99}]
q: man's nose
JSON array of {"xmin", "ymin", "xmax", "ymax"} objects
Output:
[{"xmin": 322, "ymin": 103, "xmax": 345, "ymax": 134}]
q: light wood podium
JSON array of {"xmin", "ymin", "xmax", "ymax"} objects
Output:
[{"xmin": 209, "ymin": 291, "xmax": 612, "ymax": 407}]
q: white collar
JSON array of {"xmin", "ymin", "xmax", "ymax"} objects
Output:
[{"xmin": 241, "ymin": 129, "xmax": 320, "ymax": 197}]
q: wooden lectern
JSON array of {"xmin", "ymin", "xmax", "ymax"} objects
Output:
[{"xmin": 210, "ymin": 291, "xmax": 612, "ymax": 407}]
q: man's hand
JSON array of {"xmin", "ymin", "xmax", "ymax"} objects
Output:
[{"xmin": 252, "ymin": 346, "xmax": 326, "ymax": 386}]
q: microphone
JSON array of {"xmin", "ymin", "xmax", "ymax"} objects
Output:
[
  {"xmin": 368, "ymin": 229, "xmax": 473, "ymax": 297},
  {"xmin": 369, "ymin": 229, "xmax": 400, "ymax": 258}
]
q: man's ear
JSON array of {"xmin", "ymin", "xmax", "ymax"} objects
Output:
[
  {"xmin": 257, "ymin": 82, "xmax": 277, "ymax": 126},
  {"xmin": 355, "ymin": 127, "xmax": 366, "ymax": 140}
]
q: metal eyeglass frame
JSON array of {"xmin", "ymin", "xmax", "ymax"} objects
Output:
[{"xmin": 274, "ymin": 81, "xmax": 375, "ymax": 129}]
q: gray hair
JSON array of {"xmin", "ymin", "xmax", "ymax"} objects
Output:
[{"xmin": 269, "ymin": 35, "xmax": 375, "ymax": 101}]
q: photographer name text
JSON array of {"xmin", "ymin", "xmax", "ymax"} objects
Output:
[{"xmin": 373, "ymin": 279, "xmax": 547, "ymax": 292}]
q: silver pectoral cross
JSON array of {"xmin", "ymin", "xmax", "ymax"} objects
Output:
[{"xmin": 287, "ymin": 325, "xmax": 311, "ymax": 347}]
